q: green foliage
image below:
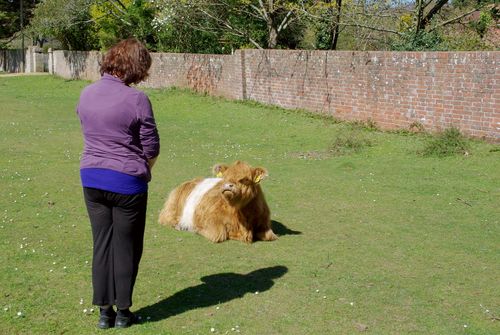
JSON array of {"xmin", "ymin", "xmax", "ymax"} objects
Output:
[
  {"xmin": 28, "ymin": 0, "xmax": 98, "ymax": 50},
  {"xmin": 91, "ymin": 0, "xmax": 156, "ymax": 50},
  {"xmin": 351, "ymin": 118, "xmax": 379, "ymax": 131},
  {"xmin": 152, "ymin": 0, "xmax": 249, "ymax": 54},
  {"xmin": 274, "ymin": 8, "xmax": 307, "ymax": 49},
  {"xmin": 469, "ymin": 10, "xmax": 493, "ymax": 38},
  {"xmin": 1, "ymin": 1, "xmax": 39, "ymax": 47},
  {"xmin": 9, "ymin": 0, "xmax": 500, "ymax": 52},
  {"xmin": 313, "ymin": 1, "xmax": 342, "ymax": 51},
  {"xmin": 155, "ymin": 0, "xmax": 270, "ymax": 53},
  {"xmin": 391, "ymin": 30, "xmax": 444, "ymax": 51},
  {"xmin": 421, "ymin": 127, "xmax": 471, "ymax": 157},
  {"xmin": 153, "ymin": 0, "xmax": 308, "ymax": 52},
  {"xmin": 441, "ymin": 28, "xmax": 492, "ymax": 51},
  {"xmin": 452, "ymin": 0, "xmax": 495, "ymax": 9},
  {"xmin": 126, "ymin": 0, "xmax": 156, "ymax": 47},
  {"xmin": 0, "ymin": 6, "xmax": 18, "ymax": 40},
  {"xmin": 315, "ymin": 15, "xmax": 334, "ymax": 50},
  {"xmin": 155, "ymin": 27, "xmax": 224, "ymax": 54}
]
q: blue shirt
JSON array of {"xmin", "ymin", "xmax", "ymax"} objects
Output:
[{"xmin": 80, "ymin": 168, "xmax": 148, "ymax": 195}]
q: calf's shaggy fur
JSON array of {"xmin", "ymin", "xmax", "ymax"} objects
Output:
[{"xmin": 158, "ymin": 161, "xmax": 277, "ymax": 243}]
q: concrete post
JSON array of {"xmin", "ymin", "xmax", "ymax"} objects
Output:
[
  {"xmin": 32, "ymin": 46, "xmax": 44, "ymax": 72},
  {"xmin": 48, "ymin": 48, "xmax": 53, "ymax": 74},
  {"xmin": 24, "ymin": 46, "xmax": 31, "ymax": 73}
]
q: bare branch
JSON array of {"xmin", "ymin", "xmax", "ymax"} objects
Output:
[
  {"xmin": 95, "ymin": 0, "xmax": 132, "ymax": 26},
  {"xmin": 422, "ymin": 0, "xmax": 434, "ymax": 11},
  {"xmin": 277, "ymin": 10, "xmax": 294, "ymax": 33},
  {"xmin": 97, "ymin": 0, "xmax": 128, "ymax": 16},
  {"xmin": 429, "ymin": 4, "xmax": 490, "ymax": 31},
  {"xmin": 339, "ymin": 22, "xmax": 402, "ymax": 36},
  {"xmin": 198, "ymin": 7, "xmax": 263, "ymax": 49},
  {"xmin": 422, "ymin": 0, "xmax": 449, "ymax": 27},
  {"xmin": 257, "ymin": 0, "xmax": 269, "ymax": 21},
  {"xmin": 114, "ymin": 0, "xmax": 127, "ymax": 10}
]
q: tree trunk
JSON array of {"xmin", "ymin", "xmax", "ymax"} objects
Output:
[
  {"xmin": 416, "ymin": 0, "xmax": 425, "ymax": 33},
  {"xmin": 421, "ymin": 0, "xmax": 449, "ymax": 28},
  {"xmin": 325, "ymin": 0, "xmax": 342, "ymax": 50},
  {"xmin": 268, "ymin": 24, "xmax": 278, "ymax": 48},
  {"xmin": 416, "ymin": 0, "xmax": 449, "ymax": 32},
  {"xmin": 331, "ymin": 0, "xmax": 342, "ymax": 50},
  {"xmin": 263, "ymin": 0, "xmax": 278, "ymax": 48}
]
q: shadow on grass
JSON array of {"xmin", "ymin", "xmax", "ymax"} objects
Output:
[
  {"xmin": 272, "ymin": 220, "xmax": 302, "ymax": 236},
  {"xmin": 135, "ymin": 266, "xmax": 288, "ymax": 322}
]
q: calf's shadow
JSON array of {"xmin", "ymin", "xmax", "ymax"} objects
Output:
[
  {"xmin": 136, "ymin": 265, "xmax": 288, "ymax": 322},
  {"xmin": 272, "ymin": 220, "xmax": 302, "ymax": 236}
]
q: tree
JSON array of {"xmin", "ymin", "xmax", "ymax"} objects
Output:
[
  {"xmin": 329, "ymin": 0, "xmax": 342, "ymax": 50},
  {"xmin": 307, "ymin": 1, "xmax": 407, "ymax": 50},
  {"xmin": 248, "ymin": 0, "xmax": 303, "ymax": 48},
  {"xmin": 22, "ymin": 0, "xmax": 500, "ymax": 52},
  {"xmin": 415, "ymin": 0, "xmax": 449, "ymax": 33},
  {"xmin": 314, "ymin": 0, "xmax": 343, "ymax": 50},
  {"xmin": 28, "ymin": 0, "xmax": 98, "ymax": 50},
  {"xmin": 0, "ymin": 1, "xmax": 20, "ymax": 44},
  {"xmin": 401, "ymin": 0, "xmax": 497, "ymax": 50},
  {"xmin": 1, "ymin": 0, "xmax": 39, "ymax": 48},
  {"xmin": 90, "ymin": 0, "xmax": 156, "ymax": 49},
  {"xmin": 159, "ymin": 0, "xmax": 309, "ymax": 49},
  {"xmin": 152, "ymin": 1, "xmax": 234, "ymax": 53},
  {"xmin": 311, "ymin": 0, "xmax": 498, "ymax": 51}
]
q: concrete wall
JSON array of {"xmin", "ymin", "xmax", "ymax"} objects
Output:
[
  {"xmin": 0, "ymin": 49, "xmax": 25, "ymax": 73},
  {"xmin": 48, "ymin": 50, "xmax": 243, "ymax": 99},
  {"xmin": 46, "ymin": 49, "xmax": 500, "ymax": 141},
  {"xmin": 25, "ymin": 47, "xmax": 48, "ymax": 73},
  {"xmin": 50, "ymin": 50, "xmax": 102, "ymax": 81},
  {"xmin": 1, "ymin": 47, "xmax": 50, "ymax": 73}
]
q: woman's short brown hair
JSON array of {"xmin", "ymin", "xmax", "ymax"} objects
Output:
[{"xmin": 100, "ymin": 38, "xmax": 152, "ymax": 85}]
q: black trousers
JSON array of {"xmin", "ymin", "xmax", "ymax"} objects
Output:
[{"xmin": 83, "ymin": 187, "xmax": 148, "ymax": 310}]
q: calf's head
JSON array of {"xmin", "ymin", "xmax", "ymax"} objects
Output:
[{"xmin": 213, "ymin": 161, "xmax": 268, "ymax": 208}]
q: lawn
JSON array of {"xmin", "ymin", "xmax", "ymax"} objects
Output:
[{"xmin": 0, "ymin": 75, "xmax": 499, "ymax": 335}]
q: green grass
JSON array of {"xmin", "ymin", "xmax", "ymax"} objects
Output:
[{"xmin": 0, "ymin": 75, "xmax": 499, "ymax": 335}]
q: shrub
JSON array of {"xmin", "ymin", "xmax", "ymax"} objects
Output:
[
  {"xmin": 421, "ymin": 127, "xmax": 471, "ymax": 157},
  {"xmin": 329, "ymin": 130, "xmax": 373, "ymax": 156},
  {"xmin": 350, "ymin": 118, "xmax": 379, "ymax": 131},
  {"xmin": 391, "ymin": 30, "xmax": 444, "ymax": 51}
]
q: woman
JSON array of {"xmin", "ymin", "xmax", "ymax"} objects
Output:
[{"xmin": 76, "ymin": 38, "xmax": 160, "ymax": 329}]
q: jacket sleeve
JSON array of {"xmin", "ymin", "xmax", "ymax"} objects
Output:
[{"xmin": 137, "ymin": 92, "xmax": 160, "ymax": 159}]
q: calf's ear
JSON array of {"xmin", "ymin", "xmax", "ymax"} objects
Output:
[
  {"xmin": 253, "ymin": 167, "xmax": 268, "ymax": 183},
  {"xmin": 213, "ymin": 164, "xmax": 228, "ymax": 177}
]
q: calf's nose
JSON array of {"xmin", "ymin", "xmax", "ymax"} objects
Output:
[{"xmin": 224, "ymin": 183, "xmax": 234, "ymax": 189}]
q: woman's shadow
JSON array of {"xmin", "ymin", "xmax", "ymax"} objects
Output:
[{"xmin": 135, "ymin": 265, "xmax": 288, "ymax": 322}]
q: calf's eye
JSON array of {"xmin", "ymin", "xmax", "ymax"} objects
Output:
[{"xmin": 239, "ymin": 178, "xmax": 252, "ymax": 185}]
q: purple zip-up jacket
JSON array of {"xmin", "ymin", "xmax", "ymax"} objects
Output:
[{"xmin": 77, "ymin": 74, "xmax": 160, "ymax": 182}]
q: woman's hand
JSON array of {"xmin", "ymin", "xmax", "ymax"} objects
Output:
[{"xmin": 148, "ymin": 156, "xmax": 158, "ymax": 169}]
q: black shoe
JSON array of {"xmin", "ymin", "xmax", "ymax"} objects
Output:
[
  {"xmin": 97, "ymin": 306, "xmax": 116, "ymax": 329},
  {"xmin": 115, "ymin": 309, "xmax": 136, "ymax": 329},
  {"xmin": 97, "ymin": 315, "xmax": 115, "ymax": 329}
]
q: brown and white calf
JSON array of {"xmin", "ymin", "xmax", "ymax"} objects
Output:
[{"xmin": 158, "ymin": 161, "xmax": 277, "ymax": 243}]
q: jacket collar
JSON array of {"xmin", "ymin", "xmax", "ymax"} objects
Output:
[{"xmin": 102, "ymin": 73, "xmax": 125, "ymax": 84}]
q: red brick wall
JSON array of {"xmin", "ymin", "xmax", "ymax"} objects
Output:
[
  {"xmin": 242, "ymin": 50, "xmax": 499, "ymax": 141},
  {"xmin": 143, "ymin": 52, "xmax": 243, "ymax": 99},
  {"xmin": 51, "ymin": 49, "xmax": 499, "ymax": 141}
]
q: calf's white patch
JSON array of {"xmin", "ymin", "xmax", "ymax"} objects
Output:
[{"xmin": 178, "ymin": 178, "xmax": 221, "ymax": 231}]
